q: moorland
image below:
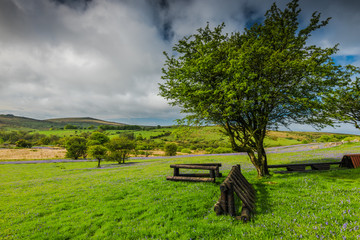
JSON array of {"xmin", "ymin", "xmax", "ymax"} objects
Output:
[{"xmin": 1, "ymin": 114, "xmax": 360, "ymax": 239}]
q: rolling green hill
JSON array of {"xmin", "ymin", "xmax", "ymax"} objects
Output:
[{"xmin": 0, "ymin": 114, "xmax": 126, "ymax": 130}]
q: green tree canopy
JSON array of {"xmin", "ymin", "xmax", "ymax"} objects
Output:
[
  {"xmin": 88, "ymin": 145, "xmax": 108, "ymax": 168},
  {"xmin": 159, "ymin": 0, "xmax": 355, "ymax": 177},
  {"xmin": 65, "ymin": 136, "xmax": 87, "ymax": 160},
  {"xmin": 106, "ymin": 137, "xmax": 135, "ymax": 164},
  {"xmin": 89, "ymin": 132, "xmax": 110, "ymax": 145}
]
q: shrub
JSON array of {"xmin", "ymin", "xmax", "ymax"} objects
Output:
[
  {"xmin": 181, "ymin": 148, "xmax": 192, "ymax": 154},
  {"xmin": 205, "ymin": 147, "xmax": 214, "ymax": 154},
  {"xmin": 164, "ymin": 143, "xmax": 177, "ymax": 156},
  {"xmin": 190, "ymin": 145, "xmax": 197, "ymax": 150},
  {"xmin": 212, "ymin": 147, "xmax": 233, "ymax": 154},
  {"xmin": 15, "ymin": 139, "xmax": 32, "ymax": 148}
]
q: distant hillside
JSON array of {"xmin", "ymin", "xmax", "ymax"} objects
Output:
[
  {"xmin": 0, "ymin": 114, "xmax": 126, "ymax": 130},
  {"xmin": 46, "ymin": 117, "xmax": 126, "ymax": 127}
]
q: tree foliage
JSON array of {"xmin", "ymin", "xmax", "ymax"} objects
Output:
[
  {"xmin": 89, "ymin": 132, "xmax": 110, "ymax": 145},
  {"xmin": 65, "ymin": 136, "xmax": 87, "ymax": 160},
  {"xmin": 159, "ymin": 0, "xmax": 354, "ymax": 177},
  {"xmin": 324, "ymin": 66, "xmax": 360, "ymax": 129},
  {"xmin": 106, "ymin": 137, "xmax": 135, "ymax": 164}
]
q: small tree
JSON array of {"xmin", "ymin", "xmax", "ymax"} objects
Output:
[
  {"xmin": 65, "ymin": 136, "xmax": 87, "ymax": 160},
  {"xmin": 88, "ymin": 145, "xmax": 108, "ymax": 168},
  {"xmin": 164, "ymin": 143, "xmax": 177, "ymax": 156},
  {"xmin": 106, "ymin": 137, "xmax": 135, "ymax": 164}
]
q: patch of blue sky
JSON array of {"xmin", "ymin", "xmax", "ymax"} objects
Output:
[{"xmin": 333, "ymin": 55, "xmax": 360, "ymax": 66}]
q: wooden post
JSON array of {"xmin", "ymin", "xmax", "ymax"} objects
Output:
[
  {"xmin": 214, "ymin": 202, "xmax": 222, "ymax": 215},
  {"xmin": 219, "ymin": 183, "xmax": 228, "ymax": 214},
  {"xmin": 210, "ymin": 169, "xmax": 215, "ymax": 179},
  {"xmin": 215, "ymin": 166, "xmax": 221, "ymax": 177},
  {"xmin": 237, "ymin": 164, "xmax": 241, "ymax": 173},
  {"xmin": 240, "ymin": 204, "xmax": 251, "ymax": 222},
  {"xmin": 226, "ymin": 181, "xmax": 236, "ymax": 217},
  {"xmin": 174, "ymin": 167, "xmax": 179, "ymax": 176}
]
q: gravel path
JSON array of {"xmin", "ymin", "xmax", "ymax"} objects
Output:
[{"xmin": 0, "ymin": 143, "xmax": 336, "ymax": 165}]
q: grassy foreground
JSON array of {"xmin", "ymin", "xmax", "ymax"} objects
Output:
[{"xmin": 1, "ymin": 144, "xmax": 360, "ymax": 239}]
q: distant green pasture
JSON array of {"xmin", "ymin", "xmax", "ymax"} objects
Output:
[
  {"xmin": 33, "ymin": 128, "xmax": 177, "ymax": 139},
  {"xmin": 1, "ymin": 143, "xmax": 360, "ymax": 239}
]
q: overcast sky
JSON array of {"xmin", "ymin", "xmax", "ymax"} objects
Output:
[{"xmin": 0, "ymin": 0, "xmax": 359, "ymax": 131}]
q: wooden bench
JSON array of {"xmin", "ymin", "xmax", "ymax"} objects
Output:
[
  {"xmin": 166, "ymin": 163, "xmax": 222, "ymax": 183},
  {"xmin": 268, "ymin": 162, "xmax": 341, "ymax": 173}
]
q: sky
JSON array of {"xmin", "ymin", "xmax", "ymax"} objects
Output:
[{"xmin": 0, "ymin": 0, "xmax": 359, "ymax": 133}]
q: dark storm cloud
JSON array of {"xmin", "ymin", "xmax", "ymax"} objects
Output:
[{"xmin": 0, "ymin": 0, "xmax": 359, "ymax": 125}]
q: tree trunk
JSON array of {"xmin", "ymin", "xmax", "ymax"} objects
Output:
[
  {"xmin": 247, "ymin": 148, "xmax": 269, "ymax": 177},
  {"xmin": 224, "ymin": 123, "xmax": 269, "ymax": 177},
  {"xmin": 97, "ymin": 159, "xmax": 101, "ymax": 168}
]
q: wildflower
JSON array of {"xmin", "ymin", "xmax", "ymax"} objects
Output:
[{"xmin": 343, "ymin": 223, "xmax": 348, "ymax": 230}]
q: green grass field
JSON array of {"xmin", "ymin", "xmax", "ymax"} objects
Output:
[{"xmin": 1, "ymin": 143, "xmax": 360, "ymax": 239}]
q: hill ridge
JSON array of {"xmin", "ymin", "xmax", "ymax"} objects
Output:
[{"xmin": 0, "ymin": 114, "xmax": 126, "ymax": 130}]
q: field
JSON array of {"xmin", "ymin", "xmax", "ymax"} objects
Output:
[
  {"xmin": 1, "ymin": 143, "xmax": 360, "ymax": 239},
  {"xmin": 0, "ymin": 148, "xmax": 66, "ymax": 161}
]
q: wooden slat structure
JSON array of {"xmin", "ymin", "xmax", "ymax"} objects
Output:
[
  {"xmin": 340, "ymin": 154, "xmax": 360, "ymax": 168},
  {"xmin": 166, "ymin": 163, "xmax": 222, "ymax": 183},
  {"xmin": 214, "ymin": 165, "xmax": 255, "ymax": 222}
]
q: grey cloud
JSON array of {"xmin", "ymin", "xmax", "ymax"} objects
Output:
[{"xmin": 0, "ymin": 0, "xmax": 359, "ymax": 125}]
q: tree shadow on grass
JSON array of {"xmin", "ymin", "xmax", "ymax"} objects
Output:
[{"xmin": 252, "ymin": 181, "xmax": 272, "ymax": 217}]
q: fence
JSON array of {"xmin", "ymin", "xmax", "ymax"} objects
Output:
[{"xmin": 214, "ymin": 164, "xmax": 255, "ymax": 222}]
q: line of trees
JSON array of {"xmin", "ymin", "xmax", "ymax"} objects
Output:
[{"xmin": 65, "ymin": 132, "xmax": 136, "ymax": 168}]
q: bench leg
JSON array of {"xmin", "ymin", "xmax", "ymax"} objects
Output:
[
  {"xmin": 210, "ymin": 170, "xmax": 215, "ymax": 178},
  {"xmin": 174, "ymin": 168, "xmax": 179, "ymax": 176}
]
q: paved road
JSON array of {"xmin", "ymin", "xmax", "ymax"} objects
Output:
[{"xmin": 0, "ymin": 143, "xmax": 335, "ymax": 165}]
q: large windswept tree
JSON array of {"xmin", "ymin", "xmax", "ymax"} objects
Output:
[{"xmin": 159, "ymin": 0, "xmax": 353, "ymax": 177}]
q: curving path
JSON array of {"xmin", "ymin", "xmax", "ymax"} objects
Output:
[{"xmin": 0, "ymin": 143, "xmax": 338, "ymax": 165}]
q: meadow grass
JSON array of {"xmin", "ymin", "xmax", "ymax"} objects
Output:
[{"xmin": 1, "ymin": 144, "xmax": 360, "ymax": 239}]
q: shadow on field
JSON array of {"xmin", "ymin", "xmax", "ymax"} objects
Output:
[
  {"xmin": 253, "ymin": 181, "xmax": 271, "ymax": 215},
  {"xmin": 98, "ymin": 162, "xmax": 140, "ymax": 168}
]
